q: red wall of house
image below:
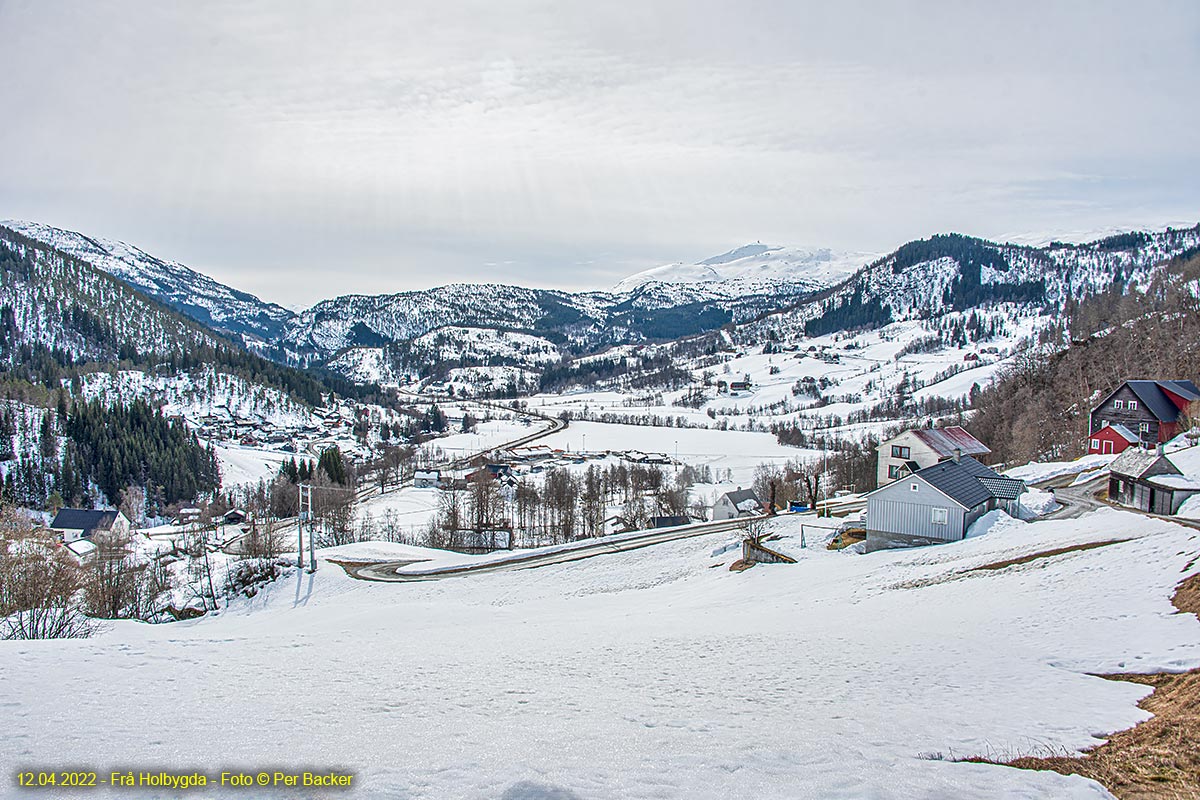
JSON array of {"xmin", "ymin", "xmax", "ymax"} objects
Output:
[{"xmin": 1088, "ymin": 426, "xmax": 1136, "ymax": 455}]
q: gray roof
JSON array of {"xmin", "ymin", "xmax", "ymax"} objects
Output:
[
  {"xmin": 722, "ymin": 488, "xmax": 761, "ymax": 507},
  {"xmin": 977, "ymin": 476, "xmax": 1028, "ymax": 501},
  {"xmin": 1109, "ymin": 448, "xmax": 1178, "ymax": 480},
  {"xmin": 50, "ymin": 508, "xmax": 120, "ymax": 533},
  {"xmin": 913, "ymin": 456, "xmax": 1006, "ymax": 509},
  {"xmin": 1103, "ymin": 380, "xmax": 1200, "ymax": 422}
]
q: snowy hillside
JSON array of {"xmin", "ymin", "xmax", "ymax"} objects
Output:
[
  {"xmin": 3, "ymin": 507, "xmax": 1197, "ymax": 798},
  {"xmin": 0, "ymin": 220, "xmax": 294, "ymax": 343},
  {"xmin": 754, "ymin": 226, "xmax": 1200, "ymax": 339},
  {"xmin": 614, "ymin": 243, "xmax": 875, "ymax": 294}
]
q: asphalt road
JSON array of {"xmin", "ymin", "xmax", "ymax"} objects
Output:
[{"xmin": 342, "ymin": 516, "xmax": 758, "ymax": 582}]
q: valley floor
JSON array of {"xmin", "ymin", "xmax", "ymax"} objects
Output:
[{"xmin": 3, "ymin": 509, "xmax": 1199, "ymax": 799}]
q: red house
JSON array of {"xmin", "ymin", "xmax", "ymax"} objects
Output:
[
  {"xmin": 1089, "ymin": 379, "xmax": 1200, "ymax": 452},
  {"xmin": 1087, "ymin": 423, "xmax": 1140, "ymax": 456}
]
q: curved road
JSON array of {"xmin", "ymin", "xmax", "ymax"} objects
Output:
[{"xmin": 340, "ymin": 516, "xmax": 760, "ymax": 582}]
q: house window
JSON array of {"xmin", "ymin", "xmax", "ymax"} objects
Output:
[
  {"xmin": 1090, "ymin": 439, "xmax": 1100, "ymax": 449},
  {"xmin": 910, "ymin": 483, "xmax": 919, "ymax": 492},
  {"xmin": 1140, "ymin": 422, "xmax": 1150, "ymax": 433},
  {"xmin": 888, "ymin": 465, "xmax": 903, "ymax": 479},
  {"xmin": 931, "ymin": 507, "xmax": 948, "ymax": 525},
  {"xmin": 1128, "ymin": 400, "xmax": 1138, "ymax": 411},
  {"xmin": 891, "ymin": 445, "xmax": 911, "ymax": 459},
  {"xmin": 1113, "ymin": 400, "xmax": 1124, "ymax": 410}
]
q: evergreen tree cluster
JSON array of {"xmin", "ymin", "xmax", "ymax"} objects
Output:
[{"xmin": 62, "ymin": 398, "xmax": 219, "ymax": 511}]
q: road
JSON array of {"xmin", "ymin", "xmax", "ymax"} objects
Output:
[
  {"xmin": 341, "ymin": 516, "xmax": 760, "ymax": 582},
  {"xmin": 1036, "ymin": 472, "xmax": 1200, "ymax": 533},
  {"xmin": 1039, "ymin": 474, "xmax": 1109, "ymax": 519}
]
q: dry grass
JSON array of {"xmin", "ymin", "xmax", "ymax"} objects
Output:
[
  {"xmin": 967, "ymin": 573, "xmax": 1200, "ymax": 799},
  {"xmin": 973, "ymin": 539, "xmax": 1128, "ymax": 571},
  {"xmin": 826, "ymin": 529, "xmax": 866, "ymax": 551}
]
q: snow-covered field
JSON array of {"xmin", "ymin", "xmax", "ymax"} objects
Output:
[
  {"xmin": 540, "ymin": 420, "xmax": 817, "ymax": 485},
  {"xmin": 4, "ymin": 507, "xmax": 1198, "ymax": 799}
]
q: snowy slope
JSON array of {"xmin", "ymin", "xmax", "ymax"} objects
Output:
[
  {"xmin": 615, "ymin": 243, "xmax": 876, "ymax": 294},
  {"xmin": 2, "ymin": 508, "xmax": 1197, "ymax": 798},
  {"xmin": 0, "ymin": 220, "xmax": 294, "ymax": 343}
]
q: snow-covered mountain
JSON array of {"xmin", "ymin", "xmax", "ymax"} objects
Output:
[
  {"xmin": 7, "ymin": 215, "xmax": 1200, "ymax": 391},
  {"xmin": 0, "ymin": 220, "xmax": 294, "ymax": 344},
  {"xmin": 614, "ymin": 243, "xmax": 875, "ymax": 294},
  {"xmin": 748, "ymin": 226, "xmax": 1200, "ymax": 340}
]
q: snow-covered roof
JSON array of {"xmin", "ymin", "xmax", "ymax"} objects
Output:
[
  {"xmin": 1147, "ymin": 474, "xmax": 1200, "ymax": 491},
  {"xmin": 65, "ymin": 539, "xmax": 97, "ymax": 557},
  {"xmin": 1109, "ymin": 448, "xmax": 1176, "ymax": 479},
  {"xmin": 1167, "ymin": 445, "xmax": 1200, "ymax": 476},
  {"xmin": 1095, "ymin": 423, "xmax": 1140, "ymax": 444}
]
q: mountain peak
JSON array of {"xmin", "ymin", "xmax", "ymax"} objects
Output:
[{"xmin": 614, "ymin": 243, "xmax": 876, "ymax": 293}]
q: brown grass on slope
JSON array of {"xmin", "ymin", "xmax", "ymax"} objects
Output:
[{"xmin": 971, "ymin": 572, "xmax": 1200, "ymax": 799}]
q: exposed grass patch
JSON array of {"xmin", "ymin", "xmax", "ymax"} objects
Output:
[
  {"xmin": 973, "ymin": 539, "xmax": 1128, "ymax": 571},
  {"xmin": 965, "ymin": 572, "xmax": 1200, "ymax": 799}
]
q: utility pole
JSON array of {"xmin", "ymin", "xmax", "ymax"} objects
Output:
[{"xmin": 297, "ymin": 483, "xmax": 312, "ymax": 570}]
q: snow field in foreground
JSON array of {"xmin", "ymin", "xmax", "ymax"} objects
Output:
[{"xmin": 2, "ymin": 508, "xmax": 1198, "ymax": 799}]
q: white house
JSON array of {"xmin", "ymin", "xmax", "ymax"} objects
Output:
[
  {"xmin": 876, "ymin": 426, "xmax": 991, "ymax": 487},
  {"xmin": 712, "ymin": 488, "xmax": 762, "ymax": 521},
  {"xmin": 48, "ymin": 509, "xmax": 131, "ymax": 543},
  {"xmin": 414, "ymin": 470, "xmax": 441, "ymax": 489}
]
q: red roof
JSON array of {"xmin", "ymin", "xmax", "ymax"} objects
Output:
[{"xmin": 909, "ymin": 426, "xmax": 991, "ymax": 458}]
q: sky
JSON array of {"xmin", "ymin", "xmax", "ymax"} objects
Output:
[{"xmin": 1, "ymin": 0, "xmax": 1198, "ymax": 308}]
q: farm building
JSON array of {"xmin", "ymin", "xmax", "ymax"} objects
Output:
[
  {"xmin": 1089, "ymin": 379, "xmax": 1200, "ymax": 453},
  {"xmin": 864, "ymin": 456, "xmax": 1025, "ymax": 551},
  {"xmin": 875, "ymin": 426, "xmax": 991, "ymax": 487},
  {"xmin": 1107, "ymin": 446, "xmax": 1200, "ymax": 515}
]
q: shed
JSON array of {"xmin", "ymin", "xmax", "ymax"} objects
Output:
[{"xmin": 1108, "ymin": 447, "xmax": 1200, "ymax": 515}]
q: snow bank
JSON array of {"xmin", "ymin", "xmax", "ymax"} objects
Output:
[
  {"xmin": 1177, "ymin": 494, "xmax": 1200, "ymax": 520},
  {"xmin": 1005, "ymin": 453, "xmax": 1115, "ymax": 483},
  {"xmin": 1018, "ymin": 488, "xmax": 1062, "ymax": 519}
]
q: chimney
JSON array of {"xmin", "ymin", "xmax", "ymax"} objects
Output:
[{"xmin": 953, "ymin": 447, "xmax": 962, "ymax": 463}]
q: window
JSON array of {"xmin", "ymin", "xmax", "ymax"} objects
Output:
[
  {"xmin": 1128, "ymin": 400, "xmax": 1138, "ymax": 411},
  {"xmin": 931, "ymin": 507, "xmax": 948, "ymax": 525},
  {"xmin": 888, "ymin": 465, "xmax": 903, "ymax": 479},
  {"xmin": 1091, "ymin": 439, "xmax": 1100, "ymax": 449},
  {"xmin": 891, "ymin": 445, "xmax": 911, "ymax": 459},
  {"xmin": 910, "ymin": 483, "xmax": 919, "ymax": 492},
  {"xmin": 1113, "ymin": 400, "xmax": 1124, "ymax": 410},
  {"xmin": 1140, "ymin": 422, "xmax": 1150, "ymax": 433}
]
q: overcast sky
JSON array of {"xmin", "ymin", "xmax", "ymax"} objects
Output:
[{"xmin": 1, "ymin": 1, "xmax": 1198, "ymax": 307}]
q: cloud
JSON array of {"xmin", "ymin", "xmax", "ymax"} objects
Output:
[{"xmin": 0, "ymin": 0, "xmax": 1197, "ymax": 306}]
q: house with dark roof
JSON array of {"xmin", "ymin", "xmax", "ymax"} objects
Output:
[
  {"xmin": 712, "ymin": 488, "xmax": 763, "ymax": 521},
  {"xmin": 1089, "ymin": 380, "xmax": 1200, "ymax": 454},
  {"xmin": 1108, "ymin": 446, "xmax": 1200, "ymax": 515},
  {"xmin": 48, "ymin": 508, "xmax": 131, "ymax": 543},
  {"xmin": 875, "ymin": 426, "xmax": 991, "ymax": 487},
  {"xmin": 863, "ymin": 455, "xmax": 1025, "ymax": 551}
]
